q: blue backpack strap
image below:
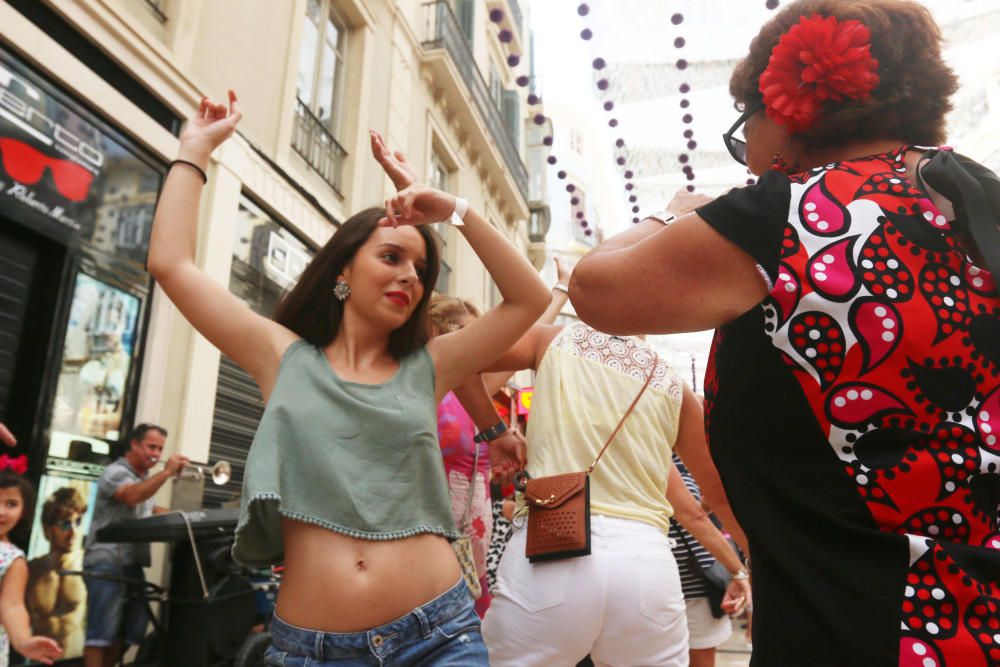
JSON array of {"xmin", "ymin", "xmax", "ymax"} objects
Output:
[{"xmin": 920, "ymin": 148, "xmax": 1000, "ymax": 280}]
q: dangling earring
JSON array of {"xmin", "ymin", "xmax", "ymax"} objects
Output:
[
  {"xmin": 770, "ymin": 152, "xmax": 800, "ymax": 175},
  {"xmin": 332, "ymin": 278, "xmax": 351, "ymax": 301}
]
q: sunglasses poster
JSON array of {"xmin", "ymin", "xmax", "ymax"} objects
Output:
[
  {"xmin": 0, "ymin": 48, "xmax": 162, "ymax": 264},
  {"xmin": 25, "ymin": 474, "xmax": 98, "ymax": 661}
]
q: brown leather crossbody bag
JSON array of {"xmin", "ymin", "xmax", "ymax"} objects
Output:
[{"xmin": 519, "ymin": 352, "xmax": 657, "ymax": 563}]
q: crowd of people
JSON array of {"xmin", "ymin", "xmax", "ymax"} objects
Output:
[{"xmin": 0, "ymin": 0, "xmax": 996, "ymax": 666}]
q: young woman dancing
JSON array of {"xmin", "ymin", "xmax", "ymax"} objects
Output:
[{"xmin": 147, "ymin": 93, "xmax": 548, "ymax": 666}]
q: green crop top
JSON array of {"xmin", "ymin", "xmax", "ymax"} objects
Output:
[{"xmin": 231, "ymin": 339, "xmax": 461, "ymax": 567}]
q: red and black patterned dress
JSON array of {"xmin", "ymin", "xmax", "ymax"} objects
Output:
[{"xmin": 697, "ymin": 147, "xmax": 1000, "ymax": 667}]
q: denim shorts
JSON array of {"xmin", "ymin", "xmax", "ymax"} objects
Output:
[
  {"xmin": 264, "ymin": 579, "xmax": 488, "ymax": 666},
  {"xmin": 83, "ymin": 563, "xmax": 152, "ymax": 647}
]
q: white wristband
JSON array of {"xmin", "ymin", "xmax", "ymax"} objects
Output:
[{"xmin": 449, "ymin": 197, "xmax": 468, "ymax": 226}]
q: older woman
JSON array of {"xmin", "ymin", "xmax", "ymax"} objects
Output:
[{"xmin": 570, "ymin": 1, "xmax": 999, "ymax": 666}]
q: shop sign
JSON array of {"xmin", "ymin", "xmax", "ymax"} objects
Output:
[
  {"xmin": 517, "ymin": 388, "xmax": 533, "ymax": 415},
  {"xmin": 0, "ymin": 48, "xmax": 162, "ymax": 263}
]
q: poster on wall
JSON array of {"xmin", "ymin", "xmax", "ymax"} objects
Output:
[
  {"xmin": 0, "ymin": 46, "xmax": 162, "ymax": 264},
  {"xmin": 25, "ymin": 474, "xmax": 98, "ymax": 661},
  {"xmin": 48, "ymin": 272, "xmax": 141, "ymax": 448}
]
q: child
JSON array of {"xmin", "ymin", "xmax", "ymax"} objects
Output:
[{"xmin": 0, "ymin": 471, "xmax": 63, "ymax": 666}]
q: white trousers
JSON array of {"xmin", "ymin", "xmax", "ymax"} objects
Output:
[{"xmin": 483, "ymin": 514, "xmax": 689, "ymax": 667}]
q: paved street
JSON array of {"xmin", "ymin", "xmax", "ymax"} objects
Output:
[{"xmin": 717, "ymin": 625, "xmax": 752, "ymax": 667}]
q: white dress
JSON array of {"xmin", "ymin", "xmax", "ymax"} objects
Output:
[{"xmin": 0, "ymin": 541, "xmax": 25, "ymax": 667}]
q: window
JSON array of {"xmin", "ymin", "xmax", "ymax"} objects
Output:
[
  {"xmin": 293, "ymin": 0, "xmax": 350, "ymax": 192},
  {"xmin": 429, "ymin": 150, "xmax": 453, "ymax": 294},
  {"xmin": 502, "ymin": 89, "xmax": 520, "ymax": 148},
  {"xmin": 453, "ymin": 0, "xmax": 475, "ymax": 45},
  {"xmin": 490, "ymin": 64, "xmax": 503, "ymax": 113},
  {"xmin": 297, "ymin": 0, "xmax": 348, "ymax": 136}
]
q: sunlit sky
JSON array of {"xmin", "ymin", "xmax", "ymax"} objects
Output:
[{"xmin": 528, "ymin": 0, "xmax": 1000, "ymax": 387}]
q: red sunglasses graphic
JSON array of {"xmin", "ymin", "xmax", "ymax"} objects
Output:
[{"xmin": 0, "ymin": 136, "xmax": 94, "ymax": 202}]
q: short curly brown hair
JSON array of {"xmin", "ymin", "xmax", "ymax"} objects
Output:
[{"xmin": 730, "ymin": 0, "xmax": 959, "ymax": 148}]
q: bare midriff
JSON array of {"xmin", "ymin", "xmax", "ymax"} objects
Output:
[{"xmin": 273, "ymin": 517, "xmax": 462, "ymax": 632}]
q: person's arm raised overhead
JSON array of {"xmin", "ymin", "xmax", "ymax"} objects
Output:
[
  {"xmin": 147, "ymin": 92, "xmax": 297, "ymax": 399},
  {"xmin": 569, "ymin": 190, "xmax": 767, "ymax": 335},
  {"xmin": 370, "ymin": 132, "xmax": 549, "ymax": 399}
]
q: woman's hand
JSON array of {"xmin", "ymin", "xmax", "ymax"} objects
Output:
[
  {"xmin": 16, "ymin": 636, "xmax": 63, "ymax": 665},
  {"xmin": 370, "ymin": 130, "xmax": 417, "ymax": 191},
  {"xmin": 720, "ymin": 576, "xmax": 752, "ymax": 617},
  {"xmin": 489, "ymin": 430, "xmax": 527, "ymax": 487},
  {"xmin": 380, "ymin": 184, "xmax": 456, "ymax": 227},
  {"xmin": 177, "ymin": 91, "xmax": 242, "ymax": 164}
]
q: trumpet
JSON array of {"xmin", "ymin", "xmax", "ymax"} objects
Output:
[{"xmin": 174, "ymin": 460, "xmax": 232, "ymax": 486}]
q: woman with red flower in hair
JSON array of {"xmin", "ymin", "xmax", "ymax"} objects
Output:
[{"xmin": 570, "ymin": 1, "xmax": 1000, "ymax": 666}]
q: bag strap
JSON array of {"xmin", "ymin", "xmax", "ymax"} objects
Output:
[
  {"xmin": 461, "ymin": 437, "xmax": 481, "ymax": 531},
  {"xmin": 586, "ymin": 350, "xmax": 658, "ymax": 475}
]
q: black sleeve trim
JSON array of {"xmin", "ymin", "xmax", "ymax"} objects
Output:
[{"xmin": 695, "ymin": 170, "xmax": 791, "ymax": 286}]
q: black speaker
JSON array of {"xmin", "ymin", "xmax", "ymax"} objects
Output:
[{"xmin": 161, "ymin": 536, "xmax": 256, "ymax": 667}]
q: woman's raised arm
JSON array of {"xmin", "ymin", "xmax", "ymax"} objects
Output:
[{"xmin": 148, "ymin": 92, "xmax": 296, "ymax": 397}]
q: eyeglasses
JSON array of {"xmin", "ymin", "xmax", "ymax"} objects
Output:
[
  {"xmin": 0, "ymin": 137, "xmax": 95, "ymax": 202},
  {"xmin": 722, "ymin": 103, "xmax": 763, "ymax": 166},
  {"xmin": 56, "ymin": 516, "xmax": 83, "ymax": 531}
]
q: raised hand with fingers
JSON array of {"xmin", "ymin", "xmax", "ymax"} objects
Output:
[
  {"xmin": 370, "ymin": 130, "xmax": 417, "ymax": 191},
  {"xmin": 178, "ymin": 90, "xmax": 243, "ymax": 163},
  {"xmin": 381, "ymin": 185, "xmax": 456, "ymax": 228}
]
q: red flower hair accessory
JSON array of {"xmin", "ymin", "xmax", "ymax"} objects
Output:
[
  {"xmin": 759, "ymin": 14, "xmax": 880, "ymax": 134},
  {"xmin": 0, "ymin": 454, "xmax": 28, "ymax": 475}
]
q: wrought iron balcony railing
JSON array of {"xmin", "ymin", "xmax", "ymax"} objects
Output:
[
  {"xmin": 423, "ymin": 0, "xmax": 529, "ymax": 202},
  {"xmin": 292, "ymin": 98, "xmax": 348, "ymax": 196}
]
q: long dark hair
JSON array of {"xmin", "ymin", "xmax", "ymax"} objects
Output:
[
  {"xmin": 272, "ymin": 207, "xmax": 440, "ymax": 358},
  {"xmin": 0, "ymin": 471, "xmax": 36, "ymax": 549}
]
